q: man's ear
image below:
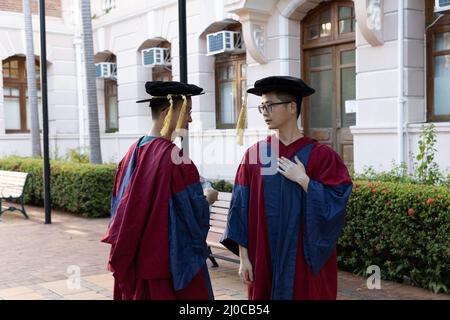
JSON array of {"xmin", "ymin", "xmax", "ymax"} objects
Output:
[
  {"xmin": 290, "ymin": 101, "xmax": 297, "ymax": 116},
  {"xmin": 160, "ymin": 107, "xmax": 169, "ymax": 120}
]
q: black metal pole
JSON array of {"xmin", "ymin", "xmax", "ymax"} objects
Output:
[
  {"xmin": 39, "ymin": 0, "xmax": 51, "ymax": 224},
  {"xmin": 178, "ymin": 0, "xmax": 187, "ymax": 84},
  {"xmin": 178, "ymin": 0, "xmax": 189, "ymax": 155}
]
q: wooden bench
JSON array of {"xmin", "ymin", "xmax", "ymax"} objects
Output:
[
  {"xmin": 207, "ymin": 191, "xmax": 239, "ymax": 267},
  {"xmin": 0, "ymin": 170, "xmax": 30, "ymax": 219}
]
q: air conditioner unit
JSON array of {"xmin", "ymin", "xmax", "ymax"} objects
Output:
[
  {"xmin": 206, "ymin": 31, "xmax": 242, "ymax": 56},
  {"xmin": 95, "ymin": 62, "xmax": 116, "ymax": 79},
  {"xmin": 435, "ymin": 0, "xmax": 450, "ymax": 12},
  {"xmin": 141, "ymin": 48, "xmax": 171, "ymax": 67}
]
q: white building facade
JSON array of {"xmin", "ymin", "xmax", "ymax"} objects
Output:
[{"xmin": 0, "ymin": 0, "xmax": 449, "ymax": 180}]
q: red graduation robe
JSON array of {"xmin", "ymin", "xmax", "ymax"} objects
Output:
[
  {"xmin": 221, "ymin": 135, "xmax": 352, "ymax": 300},
  {"xmin": 102, "ymin": 136, "xmax": 213, "ymax": 300}
]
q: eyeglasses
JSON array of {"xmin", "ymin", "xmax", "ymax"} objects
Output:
[{"xmin": 257, "ymin": 101, "xmax": 292, "ymax": 114}]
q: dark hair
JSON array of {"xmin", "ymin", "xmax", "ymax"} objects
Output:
[
  {"xmin": 149, "ymin": 97, "xmax": 184, "ymax": 119},
  {"xmin": 149, "ymin": 99, "xmax": 169, "ymax": 119},
  {"xmin": 275, "ymin": 92, "xmax": 302, "ymax": 118}
]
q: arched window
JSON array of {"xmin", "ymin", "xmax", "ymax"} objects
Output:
[
  {"xmin": 303, "ymin": 1, "xmax": 355, "ymax": 49},
  {"xmin": 2, "ymin": 55, "xmax": 41, "ymax": 133}
]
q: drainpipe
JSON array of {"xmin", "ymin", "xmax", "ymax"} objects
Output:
[
  {"xmin": 73, "ymin": 0, "xmax": 86, "ymax": 153},
  {"xmin": 397, "ymin": 0, "xmax": 405, "ymax": 165}
]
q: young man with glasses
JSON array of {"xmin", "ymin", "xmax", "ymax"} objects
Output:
[{"xmin": 221, "ymin": 76, "xmax": 353, "ymax": 300}]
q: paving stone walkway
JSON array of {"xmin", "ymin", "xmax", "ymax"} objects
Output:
[{"xmin": 0, "ymin": 203, "xmax": 448, "ymax": 300}]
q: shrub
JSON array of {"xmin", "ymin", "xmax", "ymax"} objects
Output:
[
  {"xmin": 338, "ymin": 181, "xmax": 450, "ymax": 293},
  {"xmin": 65, "ymin": 148, "xmax": 90, "ymax": 164},
  {"xmin": 415, "ymin": 124, "xmax": 443, "ymax": 185},
  {"xmin": 0, "ymin": 157, "xmax": 116, "ymax": 218},
  {"xmin": 211, "ymin": 179, "xmax": 234, "ymax": 193}
]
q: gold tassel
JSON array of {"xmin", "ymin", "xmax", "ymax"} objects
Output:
[
  {"xmin": 160, "ymin": 94, "xmax": 174, "ymax": 138},
  {"xmin": 175, "ymin": 95, "xmax": 188, "ymax": 131},
  {"xmin": 236, "ymin": 95, "xmax": 247, "ymax": 146}
]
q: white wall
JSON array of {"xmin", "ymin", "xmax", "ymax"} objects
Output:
[
  {"xmin": 1, "ymin": 0, "xmax": 448, "ymax": 181},
  {"xmin": 0, "ymin": 4, "xmax": 79, "ymax": 149},
  {"xmin": 351, "ymin": 0, "xmax": 450, "ymax": 174}
]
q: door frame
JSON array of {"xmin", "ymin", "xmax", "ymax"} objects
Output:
[
  {"xmin": 336, "ymin": 42, "xmax": 356, "ymax": 168},
  {"xmin": 301, "ymin": 0, "xmax": 356, "ymax": 159}
]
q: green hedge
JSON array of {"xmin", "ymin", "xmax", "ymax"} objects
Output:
[
  {"xmin": 213, "ymin": 179, "xmax": 450, "ymax": 293},
  {"xmin": 339, "ymin": 181, "xmax": 449, "ymax": 294},
  {"xmin": 211, "ymin": 179, "xmax": 233, "ymax": 192},
  {"xmin": 0, "ymin": 157, "xmax": 116, "ymax": 218}
]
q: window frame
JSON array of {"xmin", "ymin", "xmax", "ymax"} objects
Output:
[
  {"xmin": 3, "ymin": 56, "xmax": 40, "ymax": 134},
  {"xmin": 302, "ymin": 0, "xmax": 355, "ymax": 50},
  {"xmin": 426, "ymin": 2, "xmax": 450, "ymax": 122},
  {"xmin": 104, "ymin": 78, "xmax": 119, "ymax": 133},
  {"xmin": 214, "ymin": 53, "xmax": 247, "ymax": 129}
]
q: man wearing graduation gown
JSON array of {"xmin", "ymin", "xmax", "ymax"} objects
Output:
[
  {"xmin": 102, "ymin": 81, "xmax": 214, "ymax": 300},
  {"xmin": 221, "ymin": 76, "xmax": 353, "ymax": 300}
]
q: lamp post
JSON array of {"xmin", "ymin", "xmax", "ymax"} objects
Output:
[
  {"xmin": 178, "ymin": 0, "xmax": 189, "ymax": 155},
  {"xmin": 39, "ymin": 0, "xmax": 51, "ymax": 224},
  {"xmin": 178, "ymin": 0, "xmax": 187, "ymax": 84}
]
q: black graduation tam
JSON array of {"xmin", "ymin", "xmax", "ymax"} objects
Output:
[
  {"xmin": 136, "ymin": 81, "xmax": 204, "ymax": 103},
  {"xmin": 247, "ymin": 76, "xmax": 315, "ymax": 98}
]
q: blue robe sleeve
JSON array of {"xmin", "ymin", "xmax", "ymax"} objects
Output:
[
  {"xmin": 168, "ymin": 178, "xmax": 211, "ymax": 291},
  {"xmin": 220, "ymin": 160, "xmax": 250, "ymax": 256},
  {"xmin": 302, "ymin": 146, "xmax": 353, "ymax": 275},
  {"xmin": 110, "ymin": 137, "xmax": 143, "ymax": 222}
]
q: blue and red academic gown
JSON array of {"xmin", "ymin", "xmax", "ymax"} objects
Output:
[
  {"xmin": 221, "ymin": 135, "xmax": 352, "ymax": 300},
  {"xmin": 101, "ymin": 135, "xmax": 214, "ymax": 300}
]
